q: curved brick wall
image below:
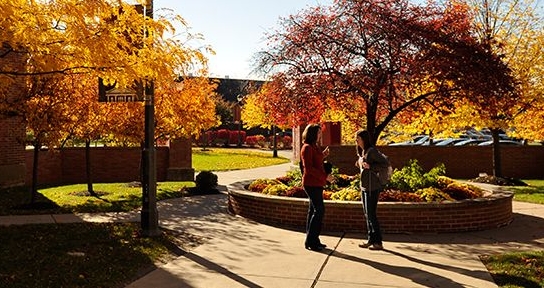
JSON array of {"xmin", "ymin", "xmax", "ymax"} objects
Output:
[{"xmin": 227, "ymin": 181, "xmax": 514, "ymax": 233}]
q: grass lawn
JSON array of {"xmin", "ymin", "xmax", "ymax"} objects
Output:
[
  {"xmin": 0, "ymin": 182, "xmax": 193, "ymax": 215},
  {"xmin": 0, "ymin": 148, "xmax": 288, "ymax": 287},
  {"xmin": 510, "ymin": 180, "xmax": 544, "ymax": 204},
  {"xmin": 192, "ymin": 147, "xmax": 289, "ymax": 171},
  {"xmin": 0, "ymin": 222, "xmax": 201, "ymax": 288},
  {"xmin": 481, "ymin": 251, "xmax": 544, "ymax": 288}
]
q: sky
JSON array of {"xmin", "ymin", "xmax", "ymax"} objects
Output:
[{"xmin": 154, "ymin": 0, "xmax": 333, "ymax": 80}]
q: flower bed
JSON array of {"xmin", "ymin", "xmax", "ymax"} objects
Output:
[
  {"xmin": 227, "ymin": 180, "xmax": 514, "ymax": 233},
  {"xmin": 227, "ymin": 160, "xmax": 514, "ymax": 233},
  {"xmin": 245, "ymin": 160, "xmax": 489, "ymax": 203}
]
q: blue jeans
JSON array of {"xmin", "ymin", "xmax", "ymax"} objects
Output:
[
  {"xmin": 362, "ymin": 189, "xmax": 382, "ymax": 244},
  {"xmin": 304, "ymin": 186, "xmax": 324, "ymax": 246}
]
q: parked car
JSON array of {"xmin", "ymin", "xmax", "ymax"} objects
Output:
[
  {"xmin": 477, "ymin": 140, "xmax": 523, "ymax": 146},
  {"xmin": 453, "ymin": 139, "xmax": 488, "ymax": 146},
  {"xmin": 389, "ymin": 135, "xmax": 429, "ymax": 146},
  {"xmin": 433, "ymin": 138, "xmax": 468, "ymax": 146}
]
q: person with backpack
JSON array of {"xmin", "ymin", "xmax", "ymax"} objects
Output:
[
  {"xmin": 300, "ymin": 123, "xmax": 333, "ymax": 251},
  {"xmin": 355, "ymin": 129, "xmax": 390, "ymax": 250}
]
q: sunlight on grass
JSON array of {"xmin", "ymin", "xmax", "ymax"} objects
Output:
[
  {"xmin": 192, "ymin": 147, "xmax": 289, "ymax": 171},
  {"xmin": 481, "ymin": 250, "xmax": 544, "ymax": 288},
  {"xmin": 2, "ymin": 148, "xmax": 292, "ymax": 215},
  {"xmin": 38, "ymin": 182, "xmax": 193, "ymax": 213},
  {"xmin": 511, "ymin": 180, "xmax": 544, "ymax": 204}
]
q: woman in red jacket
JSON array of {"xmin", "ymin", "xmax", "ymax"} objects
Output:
[{"xmin": 300, "ymin": 124, "xmax": 332, "ymax": 251}]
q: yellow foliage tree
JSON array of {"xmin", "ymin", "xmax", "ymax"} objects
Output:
[
  {"xmin": 154, "ymin": 77, "xmax": 220, "ymax": 141},
  {"xmin": 1, "ymin": 0, "xmax": 211, "ymax": 88}
]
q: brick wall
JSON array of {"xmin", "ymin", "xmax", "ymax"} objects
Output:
[
  {"xmin": 14, "ymin": 142, "xmax": 544, "ymax": 187},
  {"xmin": 327, "ymin": 145, "xmax": 544, "ymax": 179},
  {"xmin": 227, "ymin": 181, "xmax": 514, "ymax": 233},
  {"xmin": 0, "ymin": 46, "xmax": 26, "ymax": 188},
  {"xmin": 25, "ymin": 146, "xmax": 172, "ymax": 186}
]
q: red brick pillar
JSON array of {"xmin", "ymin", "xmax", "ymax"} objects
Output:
[
  {"xmin": 321, "ymin": 122, "xmax": 341, "ymax": 146},
  {"xmin": 167, "ymin": 138, "xmax": 194, "ymax": 181},
  {"xmin": 0, "ymin": 47, "xmax": 26, "ymax": 188},
  {"xmin": 293, "ymin": 125, "xmax": 304, "ymax": 163}
]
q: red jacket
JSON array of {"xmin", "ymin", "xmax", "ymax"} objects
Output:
[{"xmin": 301, "ymin": 144, "xmax": 327, "ymax": 187}]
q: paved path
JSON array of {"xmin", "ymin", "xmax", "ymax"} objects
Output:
[{"xmin": 1, "ymin": 154, "xmax": 543, "ymax": 287}]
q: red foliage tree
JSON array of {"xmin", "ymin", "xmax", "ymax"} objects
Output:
[{"xmin": 255, "ymin": 0, "xmax": 516, "ymax": 144}]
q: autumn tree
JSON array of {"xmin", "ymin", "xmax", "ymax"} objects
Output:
[
  {"xmin": 154, "ymin": 77, "xmax": 220, "ymax": 141},
  {"xmin": 241, "ymin": 84, "xmax": 290, "ymax": 130},
  {"xmin": 1, "ymin": 0, "xmax": 210, "ymax": 84},
  {"xmin": 393, "ymin": 0, "xmax": 543, "ymax": 176},
  {"xmin": 1, "ymin": 0, "xmax": 216, "ymax": 197},
  {"xmin": 254, "ymin": 0, "xmax": 516, "ymax": 145},
  {"xmin": 2, "ymin": 75, "xmax": 75, "ymax": 204},
  {"xmin": 62, "ymin": 74, "xmax": 110, "ymax": 196},
  {"xmin": 102, "ymin": 77, "xmax": 219, "ymax": 146}
]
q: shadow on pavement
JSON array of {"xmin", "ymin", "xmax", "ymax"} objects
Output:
[{"xmin": 331, "ymin": 250, "xmax": 468, "ymax": 288}]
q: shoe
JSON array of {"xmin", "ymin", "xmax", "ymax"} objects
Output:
[
  {"xmin": 317, "ymin": 243, "xmax": 327, "ymax": 248},
  {"xmin": 358, "ymin": 242, "xmax": 372, "ymax": 248},
  {"xmin": 305, "ymin": 245, "xmax": 324, "ymax": 251},
  {"xmin": 368, "ymin": 243, "xmax": 383, "ymax": 250},
  {"xmin": 305, "ymin": 244, "xmax": 324, "ymax": 251}
]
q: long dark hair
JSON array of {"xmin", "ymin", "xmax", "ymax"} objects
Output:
[
  {"xmin": 356, "ymin": 130, "xmax": 373, "ymax": 157},
  {"xmin": 302, "ymin": 123, "xmax": 321, "ymax": 145}
]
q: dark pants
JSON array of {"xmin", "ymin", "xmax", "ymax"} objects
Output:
[
  {"xmin": 362, "ymin": 189, "xmax": 382, "ymax": 244},
  {"xmin": 304, "ymin": 186, "xmax": 324, "ymax": 246}
]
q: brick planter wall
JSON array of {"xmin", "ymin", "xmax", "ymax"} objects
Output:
[
  {"xmin": 227, "ymin": 181, "xmax": 513, "ymax": 233},
  {"xmin": 326, "ymin": 145, "xmax": 544, "ymax": 180}
]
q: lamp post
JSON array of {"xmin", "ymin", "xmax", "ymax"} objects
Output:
[
  {"xmin": 236, "ymin": 94, "xmax": 244, "ymax": 147},
  {"xmin": 272, "ymin": 125, "xmax": 278, "ymax": 158},
  {"xmin": 141, "ymin": 0, "xmax": 159, "ymax": 237}
]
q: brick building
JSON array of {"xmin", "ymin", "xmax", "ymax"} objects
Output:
[{"xmin": 0, "ymin": 46, "xmax": 26, "ymax": 188}]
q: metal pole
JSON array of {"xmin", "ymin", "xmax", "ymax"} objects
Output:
[
  {"xmin": 272, "ymin": 125, "xmax": 278, "ymax": 158},
  {"xmin": 237, "ymin": 120, "xmax": 242, "ymax": 147},
  {"xmin": 141, "ymin": 0, "xmax": 159, "ymax": 237}
]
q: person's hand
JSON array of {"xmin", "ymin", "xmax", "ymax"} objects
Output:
[
  {"xmin": 357, "ymin": 157, "xmax": 364, "ymax": 168},
  {"xmin": 323, "ymin": 146, "xmax": 330, "ymax": 157}
]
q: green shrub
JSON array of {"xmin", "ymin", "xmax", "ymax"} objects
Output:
[
  {"xmin": 424, "ymin": 163, "xmax": 446, "ymax": 187},
  {"xmin": 389, "ymin": 159, "xmax": 445, "ymax": 191},
  {"xmin": 285, "ymin": 169, "xmax": 302, "ymax": 187},
  {"xmin": 195, "ymin": 171, "xmax": 218, "ymax": 193}
]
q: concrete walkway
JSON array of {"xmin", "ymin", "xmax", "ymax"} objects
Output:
[{"xmin": 1, "ymin": 155, "xmax": 543, "ymax": 287}]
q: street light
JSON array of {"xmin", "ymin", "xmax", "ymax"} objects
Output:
[
  {"xmin": 236, "ymin": 94, "xmax": 244, "ymax": 147},
  {"xmin": 272, "ymin": 125, "xmax": 278, "ymax": 158},
  {"xmin": 141, "ymin": 0, "xmax": 159, "ymax": 237}
]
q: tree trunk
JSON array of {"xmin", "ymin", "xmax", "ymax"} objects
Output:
[
  {"xmin": 366, "ymin": 102, "xmax": 379, "ymax": 145},
  {"xmin": 85, "ymin": 139, "xmax": 97, "ymax": 197},
  {"xmin": 30, "ymin": 143, "xmax": 40, "ymax": 204},
  {"xmin": 491, "ymin": 128, "xmax": 502, "ymax": 177}
]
